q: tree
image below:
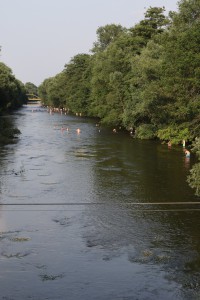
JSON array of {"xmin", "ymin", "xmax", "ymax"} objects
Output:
[
  {"xmin": 92, "ymin": 24, "xmax": 125, "ymax": 53},
  {"xmin": 62, "ymin": 53, "xmax": 92, "ymax": 114},
  {"xmin": 122, "ymin": 2, "xmax": 200, "ymax": 142},
  {"xmin": 130, "ymin": 7, "xmax": 170, "ymax": 46},
  {"xmin": 38, "ymin": 53, "xmax": 92, "ymax": 114},
  {"xmin": 0, "ymin": 62, "xmax": 27, "ymax": 112},
  {"xmin": 25, "ymin": 82, "xmax": 38, "ymax": 96},
  {"xmin": 38, "ymin": 3, "xmax": 200, "ymax": 145},
  {"xmin": 122, "ymin": 38, "xmax": 166, "ymax": 138},
  {"xmin": 187, "ymin": 138, "xmax": 200, "ymax": 196},
  {"xmin": 157, "ymin": 0, "xmax": 200, "ymax": 140},
  {"xmin": 38, "ymin": 77, "xmax": 54, "ymax": 106}
]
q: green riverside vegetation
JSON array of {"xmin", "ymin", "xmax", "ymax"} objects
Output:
[
  {"xmin": 0, "ymin": 48, "xmax": 27, "ymax": 143},
  {"xmin": 0, "ymin": 62, "xmax": 27, "ymax": 112},
  {"xmin": 38, "ymin": 2, "xmax": 200, "ymax": 144},
  {"xmin": 38, "ymin": 1, "xmax": 200, "ymax": 196}
]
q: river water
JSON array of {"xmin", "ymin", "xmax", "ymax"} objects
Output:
[{"xmin": 0, "ymin": 103, "xmax": 200, "ymax": 300}]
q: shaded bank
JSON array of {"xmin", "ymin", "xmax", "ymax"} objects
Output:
[{"xmin": 0, "ymin": 116, "xmax": 21, "ymax": 145}]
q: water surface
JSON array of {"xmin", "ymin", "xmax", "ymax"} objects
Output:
[{"xmin": 0, "ymin": 104, "xmax": 200, "ymax": 300}]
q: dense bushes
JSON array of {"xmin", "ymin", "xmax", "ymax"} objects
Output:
[{"xmin": 188, "ymin": 138, "xmax": 200, "ymax": 196}]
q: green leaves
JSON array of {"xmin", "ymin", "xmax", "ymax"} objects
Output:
[
  {"xmin": 157, "ymin": 125, "xmax": 190, "ymax": 144},
  {"xmin": 38, "ymin": 2, "xmax": 200, "ymax": 146},
  {"xmin": 92, "ymin": 24, "xmax": 125, "ymax": 53},
  {"xmin": 25, "ymin": 82, "xmax": 38, "ymax": 96},
  {"xmin": 188, "ymin": 138, "xmax": 200, "ymax": 196},
  {"xmin": 0, "ymin": 62, "xmax": 27, "ymax": 112}
]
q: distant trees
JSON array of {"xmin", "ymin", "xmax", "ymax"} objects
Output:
[
  {"xmin": 38, "ymin": 54, "xmax": 92, "ymax": 113},
  {"xmin": 0, "ymin": 60, "xmax": 27, "ymax": 113},
  {"xmin": 0, "ymin": 48, "xmax": 27, "ymax": 142},
  {"xmin": 0, "ymin": 57, "xmax": 26, "ymax": 142},
  {"xmin": 25, "ymin": 82, "xmax": 38, "ymax": 96},
  {"xmin": 62, "ymin": 54, "xmax": 92, "ymax": 114}
]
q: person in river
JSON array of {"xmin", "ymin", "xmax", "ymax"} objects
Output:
[
  {"xmin": 167, "ymin": 141, "xmax": 172, "ymax": 148},
  {"xmin": 185, "ymin": 149, "xmax": 190, "ymax": 158}
]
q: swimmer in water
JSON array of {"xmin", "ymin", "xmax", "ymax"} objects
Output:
[
  {"xmin": 167, "ymin": 141, "xmax": 172, "ymax": 148},
  {"xmin": 185, "ymin": 149, "xmax": 190, "ymax": 158}
]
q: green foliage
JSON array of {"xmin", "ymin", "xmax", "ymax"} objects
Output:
[
  {"xmin": 22, "ymin": 2, "xmax": 200, "ymax": 196},
  {"xmin": 38, "ymin": 78, "xmax": 52, "ymax": 106},
  {"xmin": 92, "ymin": 24, "xmax": 125, "ymax": 53},
  {"xmin": 63, "ymin": 54, "xmax": 92, "ymax": 114},
  {"xmin": 25, "ymin": 82, "xmax": 38, "ymax": 96},
  {"xmin": 39, "ymin": 54, "xmax": 92, "ymax": 114},
  {"xmin": 188, "ymin": 163, "xmax": 200, "ymax": 196},
  {"xmin": 38, "ymin": 2, "xmax": 200, "ymax": 150},
  {"xmin": 0, "ymin": 117, "xmax": 21, "ymax": 144},
  {"xmin": 0, "ymin": 62, "xmax": 27, "ymax": 112},
  {"xmin": 135, "ymin": 124, "xmax": 156, "ymax": 139},
  {"xmin": 157, "ymin": 125, "xmax": 190, "ymax": 144},
  {"xmin": 190, "ymin": 137, "xmax": 200, "ymax": 158},
  {"xmin": 130, "ymin": 7, "xmax": 170, "ymax": 44},
  {"xmin": 187, "ymin": 138, "xmax": 200, "ymax": 196}
]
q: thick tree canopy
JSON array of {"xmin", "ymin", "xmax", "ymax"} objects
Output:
[
  {"xmin": 0, "ymin": 49, "xmax": 27, "ymax": 142},
  {"xmin": 38, "ymin": 2, "xmax": 200, "ymax": 145},
  {"xmin": 25, "ymin": 82, "xmax": 38, "ymax": 96},
  {"xmin": 0, "ymin": 62, "xmax": 27, "ymax": 112}
]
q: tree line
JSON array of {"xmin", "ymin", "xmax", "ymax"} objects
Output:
[
  {"xmin": 0, "ymin": 57, "xmax": 27, "ymax": 113},
  {"xmin": 39, "ymin": 1, "xmax": 200, "ymax": 145},
  {"xmin": 0, "ymin": 48, "xmax": 26, "ymax": 142},
  {"xmin": 0, "ymin": 46, "xmax": 41, "ymax": 141},
  {"xmin": 38, "ymin": 0, "xmax": 200, "ymax": 196},
  {"xmin": 0, "ymin": 49, "xmax": 38, "ymax": 113}
]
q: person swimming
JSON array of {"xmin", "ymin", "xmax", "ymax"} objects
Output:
[
  {"xmin": 167, "ymin": 141, "xmax": 172, "ymax": 148},
  {"xmin": 185, "ymin": 149, "xmax": 190, "ymax": 158}
]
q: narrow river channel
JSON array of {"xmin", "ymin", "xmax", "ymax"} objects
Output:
[{"xmin": 0, "ymin": 103, "xmax": 200, "ymax": 300}]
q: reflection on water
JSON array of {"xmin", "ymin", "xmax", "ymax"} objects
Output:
[{"xmin": 0, "ymin": 104, "xmax": 200, "ymax": 299}]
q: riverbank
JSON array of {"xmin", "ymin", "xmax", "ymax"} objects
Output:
[{"xmin": 0, "ymin": 116, "xmax": 21, "ymax": 144}]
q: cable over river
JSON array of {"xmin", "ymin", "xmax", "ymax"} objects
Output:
[{"xmin": 0, "ymin": 103, "xmax": 200, "ymax": 299}]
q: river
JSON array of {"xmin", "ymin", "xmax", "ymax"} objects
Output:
[{"xmin": 0, "ymin": 103, "xmax": 200, "ymax": 300}]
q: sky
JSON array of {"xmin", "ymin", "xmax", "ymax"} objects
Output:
[{"xmin": 0, "ymin": 0, "xmax": 178, "ymax": 86}]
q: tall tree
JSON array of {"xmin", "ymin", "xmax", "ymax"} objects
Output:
[
  {"xmin": 157, "ymin": 0, "xmax": 200, "ymax": 140},
  {"xmin": 0, "ymin": 62, "xmax": 27, "ymax": 112},
  {"xmin": 188, "ymin": 138, "xmax": 200, "ymax": 196},
  {"xmin": 62, "ymin": 53, "xmax": 92, "ymax": 114},
  {"xmin": 25, "ymin": 82, "xmax": 38, "ymax": 96},
  {"xmin": 92, "ymin": 24, "xmax": 125, "ymax": 53},
  {"xmin": 130, "ymin": 7, "xmax": 170, "ymax": 47}
]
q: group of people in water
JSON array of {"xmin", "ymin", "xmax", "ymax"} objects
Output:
[
  {"xmin": 168, "ymin": 139, "xmax": 190, "ymax": 158},
  {"xmin": 54, "ymin": 125, "xmax": 81, "ymax": 135},
  {"xmin": 47, "ymin": 106, "xmax": 191, "ymax": 158}
]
